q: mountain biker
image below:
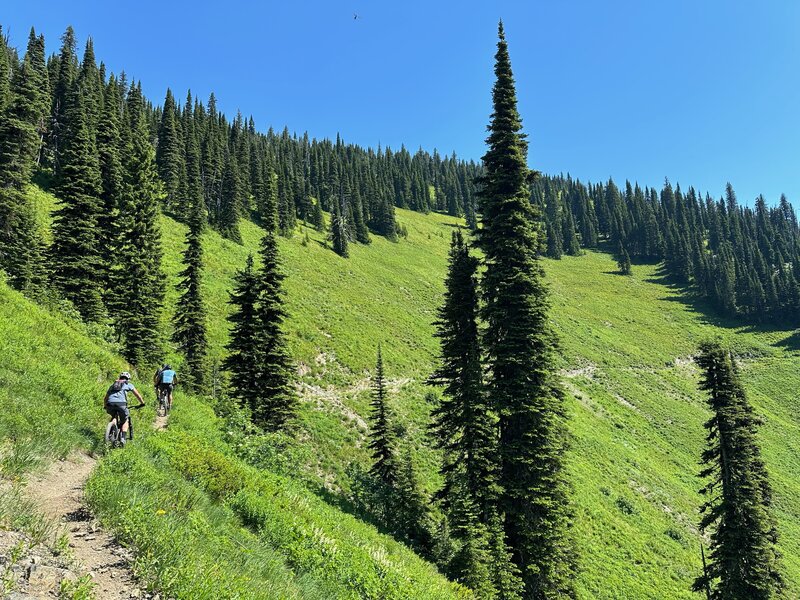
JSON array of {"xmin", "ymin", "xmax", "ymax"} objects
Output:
[
  {"xmin": 155, "ymin": 364, "xmax": 177, "ymax": 410},
  {"xmin": 104, "ymin": 372, "xmax": 145, "ymax": 443}
]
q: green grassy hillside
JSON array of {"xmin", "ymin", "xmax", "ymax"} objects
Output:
[{"xmin": 6, "ymin": 185, "xmax": 800, "ymax": 598}]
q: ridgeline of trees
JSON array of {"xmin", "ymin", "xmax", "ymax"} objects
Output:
[{"xmin": 533, "ymin": 175, "xmax": 800, "ymax": 325}]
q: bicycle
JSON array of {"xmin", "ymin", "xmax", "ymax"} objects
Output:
[
  {"xmin": 105, "ymin": 404, "xmax": 143, "ymax": 449},
  {"xmin": 156, "ymin": 385, "xmax": 172, "ymax": 417}
]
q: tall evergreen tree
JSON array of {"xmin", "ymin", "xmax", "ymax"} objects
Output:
[
  {"xmin": 49, "ymin": 26, "xmax": 77, "ymax": 175},
  {"xmin": 475, "ymin": 22, "xmax": 576, "ymax": 598},
  {"xmin": 693, "ymin": 341, "xmax": 782, "ymax": 600},
  {"xmin": 430, "ymin": 229, "xmax": 499, "ymax": 517},
  {"xmin": 218, "ymin": 150, "xmax": 242, "ymax": 243},
  {"xmin": 49, "ymin": 81, "xmax": 105, "ymax": 321},
  {"xmin": 115, "ymin": 83, "xmax": 165, "ymax": 364},
  {"xmin": 156, "ymin": 88, "xmax": 186, "ymax": 217},
  {"xmin": 252, "ymin": 222, "xmax": 296, "ymax": 430},
  {"xmin": 369, "ymin": 344, "xmax": 396, "ymax": 485},
  {"xmin": 224, "ymin": 254, "xmax": 261, "ymax": 410},
  {"xmin": 172, "ymin": 193, "xmax": 208, "ymax": 392},
  {"xmin": 331, "ymin": 192, "xmax": 349, "ymax": 257},
  {"xmin": 430, "ymin": 229, "xmax": 520, "ymax": 597},
  {"xmin": 0, "ymin": 49, "xmax": 46, "ymax": 291}
]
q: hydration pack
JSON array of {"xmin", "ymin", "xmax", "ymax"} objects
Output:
[{"xmin": 108, "ymin": 379, "xmax": 126, "ymax": 394}]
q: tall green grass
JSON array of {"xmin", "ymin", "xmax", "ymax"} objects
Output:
[{"xmin": 7, "ymin": 185, "xmax": 800, "ymax": 597}]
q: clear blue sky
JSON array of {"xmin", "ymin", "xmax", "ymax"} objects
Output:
[{"xmin": 4, "ymin": 0, "xmax": 800, "ymax": 205}]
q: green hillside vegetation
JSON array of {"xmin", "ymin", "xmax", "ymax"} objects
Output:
[{"xmin": 3, "ymin": 184, "xmax": 798, "ymax": 598}]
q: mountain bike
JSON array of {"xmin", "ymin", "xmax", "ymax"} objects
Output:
[
  {"xmin": 156, "ymin": 385, "xmax": 172, "ymax": 417},
  {"xmin": 105, "ymin": 404, "xmax": 143, "ymax": 449}
]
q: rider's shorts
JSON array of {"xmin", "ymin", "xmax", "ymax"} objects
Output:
[
  {"xmin": 106, "ymin": 403, "xmax": 130, "ymax": 423},
  {"xmin": 158, "ymin": 382, "xmax": 174, "ymax": 394}
]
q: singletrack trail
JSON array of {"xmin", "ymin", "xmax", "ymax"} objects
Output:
[
  {"xmin": 24, "ymin": 453, "xmax": 143, "ymax": 599},
  {"xmin": 23, "ymin": 408, "xmax": 170, "ymax": 600}
]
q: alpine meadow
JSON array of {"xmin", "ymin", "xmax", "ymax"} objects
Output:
[{"xmin": 1, "ymin": 10, "xmax": 800, "ymax": 600}]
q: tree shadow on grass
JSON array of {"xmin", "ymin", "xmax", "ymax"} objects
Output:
[{"xmin": 643, "ymin": 263, "xmax": 799, "ymax": 351}]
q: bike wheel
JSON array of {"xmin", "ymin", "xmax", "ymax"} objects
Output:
[{"xmin": 105, "ymin": 420, "xmax": 118, "ymax": 447}]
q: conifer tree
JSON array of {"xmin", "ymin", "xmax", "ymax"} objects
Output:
[
  {"xmin": 617, "ymin": 241, "xmax": 632, "ymax": 275},
  {"xmin": 115, "ymin": 84, "xmax": 165, "ymax": 364},
  {"xmin": 475, "ymin": 22, "xmax": 576, "ymax": 598},
  {"xmin": 331, "ymin": 192, "xmax": 349, "ymax": 257},
  {"xmin": 24, "ymin": 29, "xmax": 49, "ymax": 165},
  {"xmin": 430, "ymin": 229, "xmax": 521, "ymax": 597},
  {"xmin": 50, "ymin": 82, "xmax": 105, "ymax": 321},
  {"xmin": 49, "ymin": 26, "xmax": 77, "ymax": 175},
  {"xmin": 224, "ymin": 253, "xmax": 261, "ymax": 408},
  {"xmin": 369, "ymin": 344, "xmax": 396, "ymax": 485},
  {"xmin": 156, "ymin": 88, "xmax": 185, "ymax": 217},
  {"xmin": 96, "ymin": 76, "xmax": 125, "ymax": 301},
  {"xmin": 172, "ymin": 193, "xmax": 208, "ymax": 392},
  {"xmin": 218, "ymin": 150, "xmax": 243, "ymax": 243},
  {"xmin": 252, "ymin": 221, "xmax": 296, "ymax": 430},
  {"xmin": 0, "ymin": 49, "xmax": 46, "ymax": 291},
  {"xmin": 430, "ymin": 229, "xmax": 499, "ymax": 517},
  {"xmin": 693, "ymin": 341, "xmax": 782, "ymax": 600}
]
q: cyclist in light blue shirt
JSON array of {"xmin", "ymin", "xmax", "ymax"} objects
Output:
[{"xmin": 155, "ymin": 364, "xmax": 178, "ymax": 411}]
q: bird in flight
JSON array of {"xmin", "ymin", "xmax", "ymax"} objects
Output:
[{"xmin": 353, "ymin": 13, "xmax": 359, "ymax": 20}]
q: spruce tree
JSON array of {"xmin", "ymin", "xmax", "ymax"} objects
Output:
[
  {"xmin": 475, "ymin": 22, "xmax": 576, "ymax": 598},
  {"xmin": 49, "ymin": 26, "xmax": 77, "ymax": 175},
  {"xmin": 156, "ymin": 88, "xmax": 185, "ymax": 217},
  {"xmin": 430, "ymin": 229, "xmax": 499, "ymax": 517},
  {"xmin": 115, "ymin": 84, "xmax": 165, "ymax": 364},
  {"xmin": 0, "ymin": 49, "xmax": 46, "ymax": 292},
  {"xmin": 331, "ymin": 193, "xmax": 349, "ymax": 257},
  {"xmin": 219, "ymin": 150, "xmax": 243, "ymax": 243},
  {"xmin": 49, "ymin": 82, "xmax": 105, "ymax": 321},
  {"xmin": 96, "ymin": 76, "xmax": 125, "ymax": 303},
  {"xmin": 693, "ymin": 341, "xmax": 782, "ymax": 600},
  {"xmin": 430, "ymin": 229, "xmax": 523, "ymax": 596},
  {"xmin": 369, "ymin": 344, "xmax": 396, "ymax": 485},
  {"xmin": 617, "ymin": 241, "xmax": 632, "ymax": 275},
  {"xmin": 224, "ymin": 254, "xmax": 261, "ymax": 410},
  {"xmin": 252, "ymin": 222, "xmax": 296, "ymax": 430},
  {"xmin": 172, "ymin": 193, "xmax": 208, "ymax": 392}
]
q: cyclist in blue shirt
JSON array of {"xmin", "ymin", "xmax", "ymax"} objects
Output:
[{"xmin": 155, "ymin": 364, "xmax": 178, "ymax": 411}]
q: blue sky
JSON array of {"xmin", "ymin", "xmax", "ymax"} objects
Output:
[{"xmin": 4, "ymin": 0, "xmax": 799, "ymax": 205}]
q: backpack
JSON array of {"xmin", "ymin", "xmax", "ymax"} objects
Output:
[{"xmin": 108, "ymin": 379, "xmax": 126, "ymax": 395}]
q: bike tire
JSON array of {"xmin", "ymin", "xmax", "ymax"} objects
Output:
[{"xmin": 105, "ymin": 420, "xmax": 118, "ymax": 447}]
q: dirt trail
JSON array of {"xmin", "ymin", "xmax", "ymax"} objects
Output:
[
  {"xmin": 24, "ymin": 453, "xmax": 146, "ymax": 599},
  {"xmin": 153, "ymin": 414, "xmax": 168, "ymax": 431}
]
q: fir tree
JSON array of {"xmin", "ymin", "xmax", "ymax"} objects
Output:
[
  {"xmin": 224, "ymin": 253, "xmax": 261, "ymax": 409},
  {"xmin": 617, "ymin": 241, "xmax": 632, "ymax": 275},
  {"xmin": 331, "ymin": 192, "xmax": 349, "ymax": 257},
  {"xmin": 430, "ymin": 229, "xmax": 499, "ymax": 517},
  {"xmin": 0, "ymin": 48, "xmax": 47, "ymax": 291},
  {"xmin": 49, "ymin": 26, "xmax": 77, "ymax": 175},
  {"xmin": 475, "ymin": 22, "xmax": 576, "ymax": 598},
  {"xmin": 49, "ymin": 81, "xmax": 105, "ymax": 321},
  {"xmin": 156, "ymin": 88, "xmax": 185, "ymax": 217},
  {"xmin": 369, "ymin": 344, "xmax": 396, "ymax": 485},
  {"xmin": 96, "ymin": 76, "xmax": 125, "ymax": 303},
  {"xmin": 172, "ymin": 193, "xmax": 208, "ymax": 392},
  {"xmin": 218, "ymin": 150, "xmax": 242, "ymax": 243},
  {"xmin": 693, "ymin": 341, "xmax": 782, "ymax": 600},
  {"xmin": 252, "ymin": 224, "xmax": 296, "ymax": 430},
  {"xmin": 115, "ymin": 84, "xmax": 165, "ymax": 364}
]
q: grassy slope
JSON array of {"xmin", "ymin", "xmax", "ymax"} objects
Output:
[{"xmin": 10, "ymin": 186, "xmax": 800, "ymax": 598}]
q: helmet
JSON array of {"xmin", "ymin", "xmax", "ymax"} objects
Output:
[
  {"xmin": 119, "ymin": 371, "xmax": 131, "ymax": 380},
  {"xmin": 164, "ymin": 364, "xmax": 171, "ymax": 370}
]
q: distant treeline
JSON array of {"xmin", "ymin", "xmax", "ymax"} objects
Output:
[{"xmin": 533, "ymin": 175, "xmax": 800, "ymax": 325}]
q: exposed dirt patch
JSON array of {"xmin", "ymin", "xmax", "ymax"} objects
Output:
[{"xmin": 24, "ymin": 454, "xmax": 147, "ymax": 599}]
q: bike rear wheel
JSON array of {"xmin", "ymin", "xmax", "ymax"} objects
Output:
[{"xmin": 105, "ymin": 419, "xmax": 119, "ymax": 447}]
